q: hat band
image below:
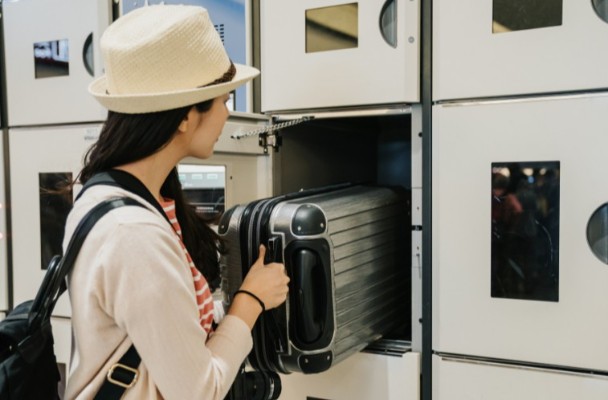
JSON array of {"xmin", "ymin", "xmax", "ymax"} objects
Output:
[{"xmin": 202, "ymin": 62, "xmax": 237, "ymax": 87}]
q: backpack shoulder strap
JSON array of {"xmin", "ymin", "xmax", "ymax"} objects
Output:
[
  {"xmin": 94, "ymin": 345, "xmax": 141, "ymax": 399},
  {"xmin": 77, "ymin": 170, "xmax": 170, "ymax": 225},
  {"xmin": 30, "ymin": 197, "xmax": 146, "ymax": 324}
]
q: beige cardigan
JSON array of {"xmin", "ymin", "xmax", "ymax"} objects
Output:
[{"xmin": 64, "ymin": 185, "xmax": 252, "ymax": 399}]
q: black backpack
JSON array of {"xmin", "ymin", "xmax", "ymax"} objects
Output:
[{"xmin": 0, "ymin": 197, "xmax": 144, "ymax": 400}]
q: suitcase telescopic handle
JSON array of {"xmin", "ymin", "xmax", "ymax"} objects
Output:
[{"xmin": 293, "ymin": 248, "xmax": 327, "ymax": 344}]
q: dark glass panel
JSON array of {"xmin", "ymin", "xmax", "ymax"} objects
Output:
[
  {"xmin": 34, "ymin": 39, "xmax": 69, "ymax": 79},
  {"xmin": 491, "ymin": 161, "xmax": 559, "ymax": 301},
  {"xmin": 178, "ymin": 165, "xmax": 226, "ymax": 223},
  {"xmin": 493, "ymin": 0, "xmax": 562, "ymax": 33},
  {"xmin": 39, "ymin": 173, "xmax": 73, "ymax": 270}
]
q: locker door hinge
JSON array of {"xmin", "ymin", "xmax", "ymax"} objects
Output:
[
  {"xmin": 258, "ymin": 130, "xmax": 282, "ymax": 154},
  {"xmin": 230, "ymin": 116, "xmax": 314, "ymax": 153}
]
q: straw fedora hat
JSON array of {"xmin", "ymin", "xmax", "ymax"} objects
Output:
[{"xmin": 89, "ymin": 5, "xmax": 259, "ymax": 114}]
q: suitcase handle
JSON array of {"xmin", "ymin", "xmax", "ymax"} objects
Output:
[{"xmin": 293, "ymin": 248, "xmax": 326, "ymax": 344}]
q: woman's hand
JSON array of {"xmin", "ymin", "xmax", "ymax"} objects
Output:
[
  {"xmin": 239, "ymin": 245, "xmax": 290, "ymax": 310},
  {"xmin": 228, "ymin": 245, "xmax": 290, "ymax": 329}
]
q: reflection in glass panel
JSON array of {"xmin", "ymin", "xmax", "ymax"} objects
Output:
[
  {"xmin": 593, "ymin": 0, "xmax": 608, "ymax": 24},
  {"xmin": 491, "ymin": 161, "xmax": 559, "ymax": 302},
  {"xmin": 34, "ymin": 39, "xmax": 69, "ymax": 79},
  {"xmin": 178, "ymin": 164, "xmax": 226, "ymax": 224},
  {"xmin": 492, "ymin": 0, "xmax": 562, "ymax": 33},
  {"xmin": 380, "ymin": 0, "xmax": 397, "ymax": 48},
  {"xmin": 306, "ymin": 3, "xmax": 358, "ymax": 53},
  {"xmin": 587, "ymin": 204, "xmax": 608, "ymax": 264},
  {"xmin": 39, "ymin": 173, "xmax": 73, "ymax": 270}
]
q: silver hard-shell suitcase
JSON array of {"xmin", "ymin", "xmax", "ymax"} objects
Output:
[{"xmin": 218, "ymin": 184, "xmax": 411, "ymax": 374}]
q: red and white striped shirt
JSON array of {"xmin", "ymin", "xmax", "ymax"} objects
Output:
[{"xmin": 161, "ymin": 199, "xmax": 215, "ymax": 334}]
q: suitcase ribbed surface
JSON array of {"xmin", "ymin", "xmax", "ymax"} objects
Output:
[{"xmin": 289, "ymin": 186, "xmax": 410, "ymax": 364}]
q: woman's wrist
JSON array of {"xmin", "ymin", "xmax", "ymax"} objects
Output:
[
  {"xmin": 234, "ymin": 290, "xmax": 265, "ymax": 312},
  {"xmin": 227, "ymin": 291, "xmax": 263, "ymax": 330}
]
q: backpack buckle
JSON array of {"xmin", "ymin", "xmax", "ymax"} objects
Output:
[{"xmin": 107, "ymin": 363, "xmax": 139, "ymax": 389}]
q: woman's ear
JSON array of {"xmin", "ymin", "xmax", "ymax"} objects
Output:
[{"xmin": 178, "ymin": 116, "xmax": 189, "ymax": 133}]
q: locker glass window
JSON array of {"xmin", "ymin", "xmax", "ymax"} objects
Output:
[
  {"xmin": 593, "ymin": 0, "xmax": 608, "ymax": 23},
  {"xmin": 39, "ymin": 173, "xmax": 73, "ymax": 270},
  {"xmin": 178, "ymin": 164, "xmax": 226, "ymax": 224},
  {"xmin": 492, "ymin": 0, "xmax": 563, "ymax": 33},
  {"xmin": 587, "ymin": 204, "xmax": 608, "ymax": 264},
  {"xmin": 491, "ymin": 161, "xmax": 560, "ymax": 302},
  {"xmin": 306, "ymin": 3, "xmax": 358, "ymax": 53},
  {"xmin": 34, "ymin": 39, "xmax": 70, "ymax": 79}
]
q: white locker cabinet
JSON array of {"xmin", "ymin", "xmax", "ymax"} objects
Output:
[
  {"xmin": 433, "ymin": 355, "xmax": 608, "ymax": 400},
  {"xmin": 9, "ymin": 124, "xmax": 101, "ymax": 318},
  {"xmin": 122, "ymin": 0, "xmax": 252, "ymax": 113},
  {"xmin": 433, "ymin": 93, "xmax": 608, "ymax": 372},
  {"xmin": 433, "ymin": 0, "xmax": 608, "ymax": 101},
  {"xmin": 3, "ymin": 0, "xmax": 111, "ymax": 126},
  {"xmin": 280, "ymin": 351, "xmax": 420, "ymax": 400},
  {"xmin": 0, "ymin": 132, "xmax": 8, "ymax": 312},
  {"xmin": 261, "ymin": 0, "xmax": 420, "ymax": 113},
  {"xmin": 51, "ymin": 318, "xmax": 72, "ymax": 399}
]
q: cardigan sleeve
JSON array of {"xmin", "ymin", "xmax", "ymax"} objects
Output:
[{"xmin": 96, "ymin": 220, "xmax": 253, "ymax": 400}]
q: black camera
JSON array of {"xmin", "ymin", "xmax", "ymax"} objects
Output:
[{"xmin": 225, "ymin": 364, "xmax": 281, "ymax": 400}]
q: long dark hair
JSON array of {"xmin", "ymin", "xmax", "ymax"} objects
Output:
[{"xmin": 79, "ymin": 100, "xmax": 225, "ymax": 289}]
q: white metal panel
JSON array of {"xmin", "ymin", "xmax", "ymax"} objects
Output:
[
  {"xmin": 0, "ymin": 312, "xmax": 4, "ymax": 321},
  {"xmin": 3, "ymin": 0, "xmax": 110, "ymax": 126},
  {"xmin": 280, "ymin": 351, "xmax": 420, "ymax": 400},
  {"xmin": 410, "ymin": 104, "xmax": 423, "ymax": 352},
  {"xmin": 261, "ymin": 0, "xmax": 420, "ymax": 112},
  {"xmin": 433, "ymin": 355, "xmax": 608, "ymax": 400},
  {"xmin": 432, "ymin": 94, "xmax": 608, "ymax": 372},
  {"xmin": 9, "ymin": 125, "xmax": 101, "ymax": 318},
  {"xmin": 411, "ymin": 104, "xmax": 423, "ymax": 189},
  {"xmin": 0, "ymin": 133, "xmax": 7, "ymax": 312},
  {"xmin": 433, "ymin": 0, "xmax": 608, "ymax": 101},
  {"xmin": 411, "ymin": 228, "xmax": 422, "ymax": 352},
  {"xmin": 51, "ymin": 317, "xmax": 72, "ymax": 399}
]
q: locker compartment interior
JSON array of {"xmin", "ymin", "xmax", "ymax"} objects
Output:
[{"xmin": 274, "ymin": 114, "xmax": 412, "ymax": 196}]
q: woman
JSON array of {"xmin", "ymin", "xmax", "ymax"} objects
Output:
[{"xmin": 64, "ymin": 5, "xmax": 289, "ymax": 399}]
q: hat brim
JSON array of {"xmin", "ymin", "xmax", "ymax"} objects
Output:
[{"xmin": 89, "ymin": 63, "xmax": 260, "ymax": 114}]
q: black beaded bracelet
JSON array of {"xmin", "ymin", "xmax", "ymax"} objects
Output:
[{"xmin": 234, "ymin": 290, "xmax": 266, "ymax": 313}]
